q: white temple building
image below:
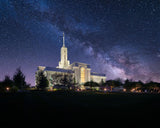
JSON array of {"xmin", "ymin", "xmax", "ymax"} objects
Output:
[{"xmin": 36, "ymin": 33, "xmax": 106, "ymax": 88}]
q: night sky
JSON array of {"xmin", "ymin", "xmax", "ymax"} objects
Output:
[{"xmin": 0, "ymin": 0, "xmax": 160, "ymax": 86}]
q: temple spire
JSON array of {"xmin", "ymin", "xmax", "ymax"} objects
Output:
[
  {"xmin": 63, "ymin": 32, "xmax": 65, "ymax": 47},
  {"xmin": 57, "ymin": 32, "xmax": 70, "ymax": 69}
]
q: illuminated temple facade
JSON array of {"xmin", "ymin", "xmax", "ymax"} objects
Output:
[{"xmin": 36, "ymin": 33, "xmax": 106, "ymax": 87}]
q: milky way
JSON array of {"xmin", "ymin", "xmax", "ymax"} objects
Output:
[{"xmin": 0, "ymin": 0, "xmax": 160, "ymax": 85}]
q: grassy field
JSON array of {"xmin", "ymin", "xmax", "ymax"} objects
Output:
[{"xmin": 0, "ymin": 91, "xmax": 160, "ymax": 127}]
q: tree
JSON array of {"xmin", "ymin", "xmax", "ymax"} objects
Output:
[
  {"xmin": 73, "ymin": 77, "xmax": 77, "ymax": 86},
  {"xmin": 84, "ymin": 81, "xmax": 99, "ymax": 90},
  {"xmin": 106, "ymin": 80, "xmax": 122, "ymax": 91},
  {"xmin": 100, "ymin": 79, "xmax": 105, "ymax": 86},
  {"xmin": 0, "ymin": 81, "xmax": 5, "ymax": 92},
  {"xmin": 13, "ymin": 68, "xmax": 27, "ymax": 90},
  {"xmin": 36, "ymin": 71, "xmax": 49, "ymax": 90},
  {"xmin": 0, "ymin": 75, "xmax": 19, "ymax": 92},
  {"xmin": 114, "ymin": 78, "xmax": 123, "ymax": 87},
  {"xmin": 145, "ymin": 81, "xmax": 159, "ymax": 93},
  {"xmin": 134, "ymin": 80, "xmax": 143, "ymax": 92},
  {"xmin": 51, "ymin": 73, "xmax": 63, "ymax": 85},
  {"xmin": 60, "ymin": 74, "xmax": 74, "ymax": 89},
  {"xmin": 60, "ymin": 75, "xmax": 68, "ymax": 86},
  {"xmin": 123, "ymin": 79, "xmax": 142, "ymax": 92},
  {"xmin": 2, "ymin": 76, "xmax": 14, "ymax": 88},
  {"xmin": 123, "ymin": 79, "xmax": 133, "ymax": 92}
]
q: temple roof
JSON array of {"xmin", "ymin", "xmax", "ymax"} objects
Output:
[
  {"xmin": 44, "ymin": 67, "xmax": 74, "ymax": 73},
  {"xmin": 91, "ymin": 72, "xmax": 106, "ymax": 77}
]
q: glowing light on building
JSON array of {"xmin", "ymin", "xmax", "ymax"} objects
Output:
[{"xmin": 81, "ymin": 67, "xmax": 85, "ymax": 83}]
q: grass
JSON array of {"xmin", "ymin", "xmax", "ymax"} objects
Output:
[{"xmin": 0, "ymin": 90, "xmax": 160, "ymax": 127}]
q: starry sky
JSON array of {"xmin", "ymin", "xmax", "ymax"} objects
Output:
[{"xmin": 0, "ymin": 0, "xmax": 160, "ymax": 86}]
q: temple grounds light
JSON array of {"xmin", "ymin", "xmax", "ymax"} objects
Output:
[
  {"xmin": 123, "ymin": 89, "xmax": 126, "ymax": 92},
  {"xmin": 6, "ymin": 87, "xmax": 10, "ymax": 91},
  {"xmin": 104, "ymin": 88, "xmax": 107, "ymax": 91}
]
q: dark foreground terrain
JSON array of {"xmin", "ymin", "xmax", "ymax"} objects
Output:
[{"xmin": 0, "ymin": 91, "xmax": 160, "ymax": 127}]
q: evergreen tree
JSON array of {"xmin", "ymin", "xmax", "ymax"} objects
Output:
[
  {"xmin": 0, "ymin": 81, "xmax": 4, "ymax": 92},
  {"xmin": 3, "ymin": 75, "xmax": 14, "ymax": 88},
  {"xmin": 13, "ymin": 68, "xmax": 27, "ymax": 90},
  {"xmin": 100, "ymin": 79, "xmax": 105, "ymax": 86},
  {"xmin": 36, "ymin": 71, "xmax": 49, "ymax": 90},
  {"xmin": 123, "ymin": 79, "xmax": 132, "ymax": 91}
]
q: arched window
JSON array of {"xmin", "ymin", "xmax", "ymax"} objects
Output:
[{"xmin": 81, "ymin": 67, "xmax": 85, "ymax": 83}]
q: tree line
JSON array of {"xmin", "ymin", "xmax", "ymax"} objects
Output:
[
  {"xmin": 0, "ymin": 68, "xmax": 30, "ymax": 92},
  {"xmin": 1, "ymin": 68, "xmax": 160, "ymax": 93},
  {"xmin": 84, "ymin": 79, "xmax": 160, "ymax": 93},
  {"xmin": 36, "ymin": 71, "xmax": 160, "ymax": 93}
]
